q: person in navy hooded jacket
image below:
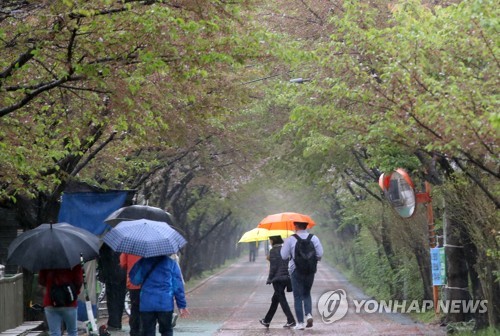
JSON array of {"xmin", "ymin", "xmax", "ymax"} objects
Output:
[{"xmin": 130, "ymin": 255, "xmax": 189, "ymax": 336}]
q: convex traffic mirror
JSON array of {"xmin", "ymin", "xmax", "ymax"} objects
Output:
[{"xmin": 379, "ymin": 169, "xmax": 416, "ymax": 218}]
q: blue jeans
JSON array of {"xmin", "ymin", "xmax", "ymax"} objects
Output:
[
  {"xmin": 44, "ymin": 307, "xmax": 78, "ymax": 336},
  {"xmin": 290, "ymin": 271, "xmax": 315, "ymax": 323},
  {"xmin": 141, "ymin": 311, "xmax": 173, "ymax": 336}
]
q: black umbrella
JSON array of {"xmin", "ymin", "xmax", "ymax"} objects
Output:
[
  {"xmin": 104, "ymin": 205, "xmax": 173, "ymax": 227},
  {"xmin": 7, "ymin": 222, "xmax": 99, "ymax": 272}
]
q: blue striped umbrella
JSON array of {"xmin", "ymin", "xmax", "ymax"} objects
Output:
[{"xmin": 103, "ymin": 219, "xmax": 187, "ymax": 257}]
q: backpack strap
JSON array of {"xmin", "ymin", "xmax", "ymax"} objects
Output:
[
  {"xmin": 292, "ymin": 234, "xmax": 299, "ymax": 260},
  {"xmin": 142, "ymin": 257, "xmax": 163, "ymax": 285}
]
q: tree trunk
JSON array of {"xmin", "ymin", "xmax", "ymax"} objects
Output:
[
  {"xmin": 413, "ymin": 244, "xmax": 433, "ymax": 300},
  {"xmin": 480, "ymin": 261, "xmax": 500, "ymax": 328},
  {"xmin": 460, "ymin": 229, "xmax": 489, "ymax": 329},
  {"xmin": 444, "ymin": 214, "xmax": 471, "ymax": 323}
]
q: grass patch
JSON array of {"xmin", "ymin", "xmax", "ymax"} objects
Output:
[
  {"xmin": 447, "ymin": 324, "xmax": 500, "ymax": 336},
  {"xmin": 408, "ymin": 310, "xmax": 442, "ymax": 324}
]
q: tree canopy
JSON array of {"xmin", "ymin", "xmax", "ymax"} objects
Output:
[
  {"xmin": 0, "ymin": 0, "xmax": 270, "ymax": 203},
  {"xmin": 1, "ymin": 0, "xmax": 498, "ymax": 329}
]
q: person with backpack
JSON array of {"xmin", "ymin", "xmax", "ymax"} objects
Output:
[
  {"xmin": 280, "ymin": 221, "xmax": 323, "ymax": 330},
  {"xmin": 38, "ymin": 265, "xmax": 83, "ymax": 336}
]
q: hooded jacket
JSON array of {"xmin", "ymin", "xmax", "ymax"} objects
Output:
[{"xmin": 129, "ymin": 255, "xmax": 186, "ymax": 312}]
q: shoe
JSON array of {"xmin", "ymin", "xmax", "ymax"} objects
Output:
[
  {"xmin": 294, "ymin": 322, "xmax": 305, "ymax": 330},
  {"xmin": 98, "ymin": 325, "xmax": 111, "ymax": 336},
  {"xmin": 306, "ymin": 313, "xmax": 313, "ymax": 328},
  {"xmin": 259, "ymin": 319, "xmax": 270, "ymax": 328},
  {"xmin": 283, "ymin": 321, "xmax": 296, "ymax": 328}
]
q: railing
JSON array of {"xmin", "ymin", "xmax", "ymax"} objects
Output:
[{"xmin": 0, "ymin": 273, "xmax": 23, "ymax": 332}]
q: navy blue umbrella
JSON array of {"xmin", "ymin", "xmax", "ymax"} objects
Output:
[
  {"xmin": 7, "ymin": 222, "xmax": 99, "ymax": 272},
  {"xmin": 103, "ymin": 219, "xmax": 187, "ymax": 257}
]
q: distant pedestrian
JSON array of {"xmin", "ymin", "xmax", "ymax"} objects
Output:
[
  {"xmin": 248, "ymin": 242, "xmax": 257, "ymax": 262},
  {"xmin": 120, "ymin": 253, "xmax": 142, "ymax": 336},
  {"xmin": 39, "ymin": 265, "xmax": 83, "ymax": 336},
  {"xmin": 281, "ymin": 221, "xmax": 323, "ymax": 330},
  {"xmin": 130, "ymin": 255, "xmax": 189, "ymax": 336},
  {"xmin": 97, "ymin": 243, "xmax": 127, "ymax": 331},
  {"xmin": 259, "ymin": 236, "xmax": 296, "ymax": 329}
]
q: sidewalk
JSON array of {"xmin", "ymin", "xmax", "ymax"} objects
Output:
[{"xmin": 99, "ymin": 253, "xmax": 446, "ymax": 335}]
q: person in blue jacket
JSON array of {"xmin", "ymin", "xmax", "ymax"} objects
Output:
[{"xmin": 130, "ymin": 255, "xmax": 190, "ymax": 336}]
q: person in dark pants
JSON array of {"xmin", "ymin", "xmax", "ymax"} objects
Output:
[
  {"xmin": 97, "ymin": 243, "xmax": 127, "ymax": 331},
  {"xmin": 129, "ymin": 255, "xmax": 189, "ymax": 336},
  {"xmin": 259, "ymin": 236, "xmax": 296, "ymax": 329},
  {"xmin": 248, "ymin": 242, "xmax": 257, "ymax": 262},
  {"xmin": 281, "ymin": 221, "xmax": 323, "ymax": 330},
  {"xmin": 120, "ymin": 253, "xmax": 142, "ymax": 336}
]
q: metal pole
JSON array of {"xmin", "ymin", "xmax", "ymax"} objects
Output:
[{"xmin": 425, "ymin": 182, "xmax": 439, "ymax": 314}]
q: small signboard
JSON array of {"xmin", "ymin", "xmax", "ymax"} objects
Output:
[{"xmin": 430, "ymin": 247, "xmax": 446, "ymax": 286}]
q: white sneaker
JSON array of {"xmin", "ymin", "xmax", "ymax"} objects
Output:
[
  {"xmin": 294, "ymin": 322, "xmax": 305, "ymax": 330},
  {"xmin": 306, "ymin": 313, "xmax": 313, "ymax": 328}
]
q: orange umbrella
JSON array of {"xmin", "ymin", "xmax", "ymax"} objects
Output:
[{"xmin": 257, "ymin": 212, "xmax": 316, "ymax": 231}]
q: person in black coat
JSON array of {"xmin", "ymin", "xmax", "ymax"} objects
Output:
[
  {"xmin": 97, "ymin": 243, "xmax": 127, "ymax": 331},
  {"xmin": 259, "ymin": 236, "xmax": 296, "ymax": 328}
]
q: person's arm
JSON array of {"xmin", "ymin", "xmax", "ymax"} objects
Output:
[
  {"xmin": 119, "ymin": 253, "xmax": 127, "ymax": 269},
  {"xmin": 280, "ymin": 238, "xmax": 292, "ymax": 260},
  {"xmin": 267, "ymin": 249, "xmax": 278, "ymax": 283},
  {"xmin": 172, "ymin": 261, "xmax": 190, "ymax": 317},
  {"xmin": 313, "ymin": 236, "xmax": 324, "ymax": 261}
]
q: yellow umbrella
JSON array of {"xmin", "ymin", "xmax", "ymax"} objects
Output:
[{"xmin": 238, "ymin": 227, "xmax": 294, "ymax": 243}]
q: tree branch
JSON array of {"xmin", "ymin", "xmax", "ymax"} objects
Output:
[
  {"xmin": 198, "ymin": 211, "xmax": 232, "ymax": 242},
  {"xmin": 0, "ymin": 46, "xmax": 35, "ymax": 82},
  {"xmin": 71, "ymin": 131, "xmax": 118, "ymax": 177},
  {"xmin": 453, "ymin": 157, "xmax": 500, "ymax": 209},
  {"xmin": 0, "ymin": 75, "xmax": 84, "ymax": 117}
]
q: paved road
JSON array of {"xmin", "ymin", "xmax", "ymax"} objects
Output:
[{"xmin": 102, "ymin": 252, "xmax": 446, "ymax": 336}]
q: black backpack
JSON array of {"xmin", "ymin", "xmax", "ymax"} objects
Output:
[
  {"xmin": 293, "ymin": 234, "xmax": 318, "ymax": 274},
  {"xmin": 50, "ymin": 283, "xmax": 77, "ymax": 307}
]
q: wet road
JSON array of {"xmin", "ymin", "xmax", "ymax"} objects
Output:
[{"xmin": 104, "ymin": 251, "xmax": 446, "ymax": 335}]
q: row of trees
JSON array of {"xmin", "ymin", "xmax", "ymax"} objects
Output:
[
  {"xmin": 0, "ymin": 0, "xmax": 273, "ymax": 314},
  {"xmin": 1, "ymin": 0, "xmax": 498, "ymax": 330},
  {"xmin": 255, "ymin": 0, "xmax": 498, "ymax": 330}
]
